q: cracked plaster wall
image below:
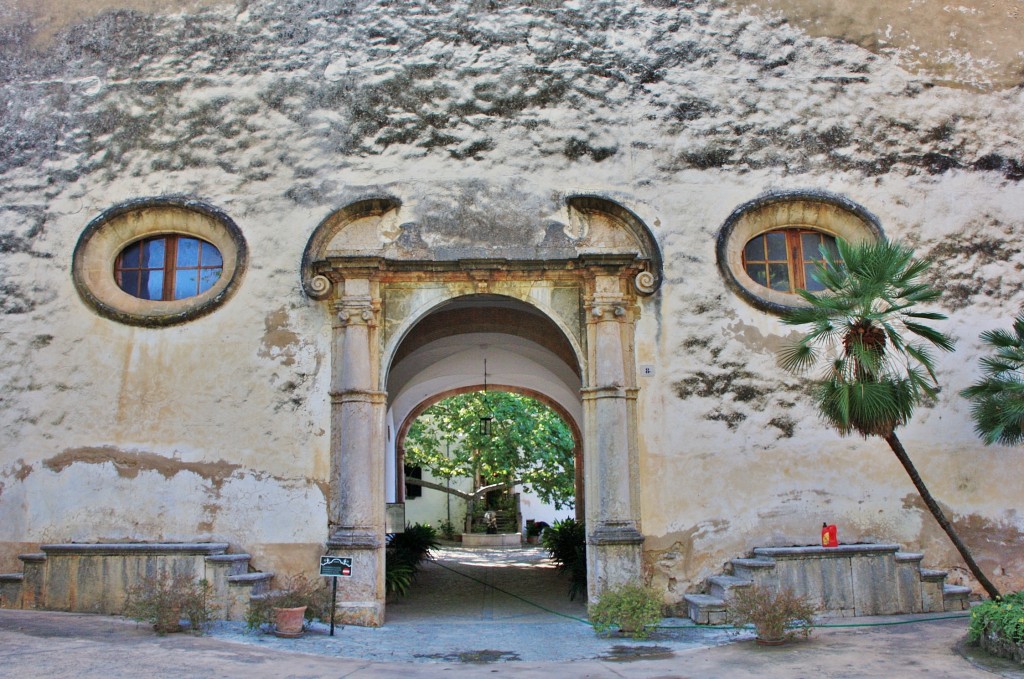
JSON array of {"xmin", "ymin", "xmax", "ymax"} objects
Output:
[{"xmin": 0, "ymin": 0, "xmax": 1022, "ymax": 600}]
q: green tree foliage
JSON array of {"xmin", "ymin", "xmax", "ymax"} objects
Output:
[
  {"xmin": 961, "ymin": 313, "xmax": 1024, "ymax": 446},
  {"xmin": 779, "ymin": 239, "xmax": 1000, "ymax": 600},
  {"xmin": 404, "ymin": 391, "xmax": 576, "ymax": 509}
]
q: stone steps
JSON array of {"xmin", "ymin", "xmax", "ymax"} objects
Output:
[
  {"xmin": 0, "ymin": 542, "xmax": 274, "ymax": 622},
  {"xmin": 684, "ymin": 543, "xmax": 974, "ymax": 625}
]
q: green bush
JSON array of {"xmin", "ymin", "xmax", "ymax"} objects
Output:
[
  {"xmin": 726, "ymin": 585, "xmax": 815, "ymax": 643},
  {"xmin": 588, "ymin": 582, "xmax": 663, "ymax": 639},
  {"xmin": 969, "ymin": 591, "xmax": 1024, "ymax": 645},
  {"xmin": 385, "ymin": 523, "xmax": 440, "ymax": 597},
  {"xmin": 541, "ymin": 517, "xmax": 587, "ymax": 600},
  {"xmin": 437, "ymin": 519, "xmax": 457, "ymax": 541},
  {"xmin": 123, "ymin": 572, "xmax": 215, "ymax": 635}
]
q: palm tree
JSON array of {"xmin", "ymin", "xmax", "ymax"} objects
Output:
[
  {"xmin": 779, "ymin": 239, "xmax": 1001, "ymax": 599},
  {"xmin": 961, "ymin": 313, "xmax": 1024, "ymax": 446}
]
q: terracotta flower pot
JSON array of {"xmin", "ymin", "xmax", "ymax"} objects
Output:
[{"xmin": 273, "ymin": 606, "xmax": 308, "ymax": 638}]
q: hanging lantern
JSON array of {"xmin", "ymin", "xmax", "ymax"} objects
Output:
[
  {"xmin": 480, "ymin": 413, "xmax": 493, "ymax": 436},
  {"xmin": 480, "ymin": 358, "xmax": 494, "ymax": 436}
]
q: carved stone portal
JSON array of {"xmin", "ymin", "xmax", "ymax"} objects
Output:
[{"xmin": 304, "ymin": 185, "xmax": 661, "ymax": 625}]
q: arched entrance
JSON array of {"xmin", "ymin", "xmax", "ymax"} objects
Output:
[
  {"xmin": 301, "ymin": 187, "xmax": 662, "ymax": 626},
  {"xmin": 386, "ymin": 295, "xmax": 585, "ymax": 531}
]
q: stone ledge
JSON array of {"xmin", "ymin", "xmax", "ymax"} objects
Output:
[
  {"xmin": 732, "ymin": 558, "xmax": 774, "ymax": 569},
  {"xmin": 920, "ymin": 568, "xmax": 949, "ymax": 582},
  {"xmin": 206, "ymin": 554, "xmax": 252, "ymax": 563},
  {"xmin": 227, "ymin": 572, "xmax": 273, "ymax": 585},
  {"xmin": 40, "ymin": 542, "xmax": 230, "ymax": 556},
  {"xmin": 753, "ymin": 543, "xmax": 902, "ymax": 558},
  {"xmin": 18, "ymin": 553, "xmax": 46, "ymax": 563},
  {"xmin": 462, "ymin": 533, "xmax": 522, "ymax": 547},
  {"xmin": 0, "ymin": 574, "xmax": 24, "ymax": 583}
]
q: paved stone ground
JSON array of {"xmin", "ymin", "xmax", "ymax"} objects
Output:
[{"xmin": 1, "ymin": 544, "xmax": 1019, "ymax": 678}]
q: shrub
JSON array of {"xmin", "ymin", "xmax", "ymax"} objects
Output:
[
  {"xmin": 245, "ymin": 574, "xmax": 330, "ymax": 632},
  {"xmin": 542, "ymin": 517, "xmax": 587, "ymax": 600},
  {"xmin": 385, "ymin": 523, "xmax": 440, "ymax": 597},
  {"xmin": 969, "ymin": 591, "xmax": 1024, "ymax": 646},
  {"xmin": 385, "ymin": 562, "xmax": 415, "ymax": 596},
  {"xmin": 589, "ymin": 582, "xmax": 663, "ymax": 639},
  {"xmin": 437, "ymin": 519, "xmax": 457, "ymax": 541},
  {"xmin": 547, "ymin": 520, "xmax": 586, "ymax": 600},
  {"xmin": 388, "ymin": 523, "xmax": 440, "ymax": 569},
  {"xmin": 726, "ymin": 584, "xmax": 816, "ymax": 643},
  {"xmin": 123, "ymin": 572, "xmax": 215, "ymax": 635}
]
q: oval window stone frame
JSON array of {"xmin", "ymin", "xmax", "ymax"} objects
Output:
[
  {"xmin": 72, "ymin": 198, "xmax": 248, "ymax": 327},
  {"xmin": 716, "ymin": 191, "xmax": 884, "ymax": 314}
]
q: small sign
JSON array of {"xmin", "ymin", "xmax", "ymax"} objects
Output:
[
  {"xmin": 320, "ymin": 556, "xmax": 352, "ymax": 577},
  {"xmin": 641, "ymin": 365, "xmax": 655, "ymax": 376}
]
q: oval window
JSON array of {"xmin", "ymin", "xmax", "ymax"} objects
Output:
[
  {"xmin": 115, "ymin": 236, "xmax": 224, "ymax": 301},
  {"xmin": 73, "ymin": 198, "xmax": 247, "ymax": 327},
  {"xmin": 716, "ymin": 192, "xmax": 884, "ymax": 313},
  {"xmin": 742, "ymin": 229, "xmax": 839, "ymax": 294}
]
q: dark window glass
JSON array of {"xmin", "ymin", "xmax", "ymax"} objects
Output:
[
  {"xmin": 742, "ymin": 229, "xmax": 839, "ymax": 294},
  {"xmin": 115, "ymin": 235, "xmax": 223, "ymax": 301}
]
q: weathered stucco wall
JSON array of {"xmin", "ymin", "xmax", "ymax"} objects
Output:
[{"xmin": 0, "ymin": 0, "xmax": 1022, "ymax": 603}]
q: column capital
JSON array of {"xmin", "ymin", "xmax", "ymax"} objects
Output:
[{"xmin": 334, "ymin": 297, "xmax": 380, "ymax": 327}]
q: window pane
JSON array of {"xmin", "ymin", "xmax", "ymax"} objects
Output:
[
  {"xmin": 120, "ymin": 242, "xmax": 141, "ymax": 269},
  {"xmin": 765, "ymin": 231, "xmax": 788, "ymax": 261},
  {"xmin": 746, "ymin": 263, "xmax": 768, "ymax": 287},
  {"xmin": 801, "ymin": 233, "xmax": 825, "ymax": 261},
  {"xmin": 744, "ymin": 235, "xmax": 765, "ymax": 263},
  {"xmin": 768, "ymin": 263, "xmax": 791, "ymax": 291},
  {"xmin": 822, "ymin": 236, "xmax": 840, "ymax": 259},
  {"xmin": 804, "ymin": 264, "xmax": 826, "ymax": 291},
  {"xmin": 140, "ymin": 270, "xmax": 164, "ymax": 300},
  {"xmin": 174, "ymin": 269, "xmax": 199, "ymax": 300},
  {"xmin": 201, "ymin": 242, "xmax": 223, "ymax": 267},
  {"xmin": 143, "ymin": 238, "xmax": 166, "ymax": 268},
  {"xmin": 118, "ymin": 270, "xmax": 140, "ymax": 296},
  {"xmin": 176, "ymin": 237, "xmax": 200, "ymax": 268},
  {"xmin": 198, "ymin": 268, "xmax": 222, "ymax": 293}
]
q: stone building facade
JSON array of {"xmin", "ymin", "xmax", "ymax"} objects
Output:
[{"xmin": 1, "ymin": 0, "xmax": 1022, "ymax": 624}]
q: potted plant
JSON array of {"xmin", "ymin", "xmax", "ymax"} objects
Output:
[
  {"xmin": 726, "ymin": 584, "xmax": 816, "ymax": 645},
  {"xmin": 122, "ymin": 572, "xmax": 215, "ymax": 635},
  {"xmin": 588, "ymin": 582, "xmax": 663, "ymax": 639},
  {"xmin": 246, "ymin": 574, "xmax": 330, "ymax": 638}
]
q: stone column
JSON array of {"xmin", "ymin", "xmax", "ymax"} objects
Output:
[
  {"xmin": 582, "ymin": 272, "xmax": 643, "ymax": 603},
  {"xmin": 326, "ymin": 276, "xmax": 387, "ymax": 626}
]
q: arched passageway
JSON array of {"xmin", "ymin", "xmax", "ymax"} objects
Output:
[{"xmin": 301, "ymin": 191, "xmax": 661, "ymax": 626}]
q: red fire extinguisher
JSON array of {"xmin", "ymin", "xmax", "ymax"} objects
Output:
[{"xmin": 821, "ymin": 522, "xmax": 838, "ymax": 548}]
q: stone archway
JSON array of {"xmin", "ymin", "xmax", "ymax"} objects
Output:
[
  {"xmin": 387, "ymin": 296, "xmax": 587, "ymax": 525},
  {"xmin": 301, "ymin": 183, "xmax": 662, "ymax": 626}
]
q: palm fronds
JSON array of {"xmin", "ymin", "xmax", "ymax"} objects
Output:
[
  {"xmin": 779, "ymin": 240, "xmax": 954, "ymax": 438},
  {"xmin": 961, "ymin": 313, "xmax": 1024, "ymax": 445}
]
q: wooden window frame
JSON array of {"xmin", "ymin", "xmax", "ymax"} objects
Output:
[
  {"xmin": 114, "ymin": 235, "xmax": 223, "ymax": 301},
  {"xmin": 741, "ymin": 228, "xmax": 836, "ymax": 294}
]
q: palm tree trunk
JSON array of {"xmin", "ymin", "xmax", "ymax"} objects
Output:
[{"xmin": 883, "ymin": 432, "xmax": 1001, "ymax": 600}]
